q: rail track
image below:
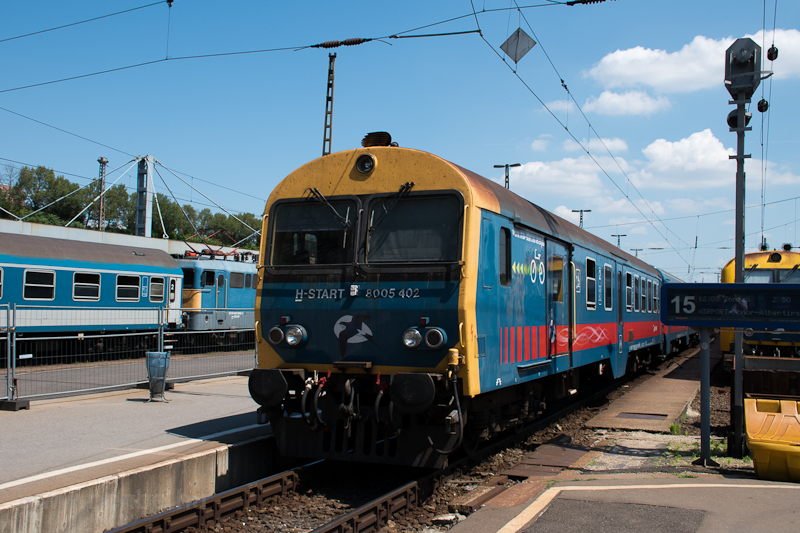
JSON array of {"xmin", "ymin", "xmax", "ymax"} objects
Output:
[{"xmin": 107, "ymin": 358, "xmax": 665, "ymax": 533}]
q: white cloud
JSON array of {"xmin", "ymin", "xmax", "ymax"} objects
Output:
[
  {"xmin": 512, "ymin": 157, "xmax": 606, "ymax": 198},
  {"xmin": 531, "ymin": 138, "xmax": 550, "ymax": 151},
  {"xmin": 562, "ymin": 137, "xmax": 629, "ymax": 153},
  {"xmin": 593, "ymin": 196, "xmax": 664, "ymax": 216},
  {"xmin": 586, "ymin": 30, "xmax": 800, "ymax": 94},
  {"xmin": 583, "ymin": 91, "xmax": 671, "ymax": 115},
  {"xmin": 665, "ymin": 197, "xmax": 733, "ymax": 213},
  {"xmin": 630, "ymin": 226, "xmax": 648, "ymax": 235},
  {"xmin": 545, "ymin": 100, "xmax": 575, "ymax": 112},
  {"xmin": 632, "ymin": 129, "xmax": 736, "ymax": 189},
  {"xmin": 554, "ymin": 206, "xmax": 581, "ymax": 225}
]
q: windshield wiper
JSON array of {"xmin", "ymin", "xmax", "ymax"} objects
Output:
[
  {"xmin": 781, "ymin": 264, "xmax": 799, "ymax": 283},
  {"xmin": 368, "ymin": 182, "xmax": 415, "ymax": 232},
  {"xmin": 307, "ymin": 188, "xmax": 351, "ymax": 228},
  {"xmin": 743, "ymin": 263, "xmax": 758, "ymax": 282}
]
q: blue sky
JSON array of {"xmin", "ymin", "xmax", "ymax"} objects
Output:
[{"xmin": 1, "ymin": 1, "xmax": 798, "ymax": 281}]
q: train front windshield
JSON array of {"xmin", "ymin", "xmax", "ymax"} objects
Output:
[
  {"xmin": 269, "ymin": 194, "xmax": 462, "ymax": 267},
  {"xmin": 366, "ymin": 196, "xmax": 461, "ymax": 263},
  {"xmin": 271, "ymin": 200, "xmax": 356, "ymax": 266}
]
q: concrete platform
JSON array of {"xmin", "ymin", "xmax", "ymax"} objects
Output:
[
  {"xmin": 449, "ymin": 344, "xmax": 800, "ymax": 533},
  {"xmin": 586, "ymin": 343, "xmax": 718, "ymax": 432},
  {"xmin": 0, "ymin": 376, "xmax": 274, "ymax": 533}
]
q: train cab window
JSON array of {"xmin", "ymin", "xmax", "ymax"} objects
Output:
[
  {"xmin": 230, "ymin": 272, "xmax": 244, "ymax": 289},
  {"xmin": 182, "ymin": 268, "xmax": 195, "ymax": 289},
  {"xmin": 634, "ymin": 275, "xmax": 640, "ymax": 312},
  {"xmin": 653, "ymin": 281, "xmax": 659, "ymax": 313},
  {"xmin": 549, "ymin": 255, "xmax": 564, "ymax": 303},
  {"xmin": 647, "ymin": 280, "xmax": 653, "ymax": 312},
  {"xmin": 73, "ymin": 272, "xmax": 100, "ymax": 301},
  {"xmin": 245, "ymin": 273, "xmax": 252, "ymax": 289},
  {"xmin": 604, "ymin": 264, "xmax": 613, "ymax": 310},
  {"xmin": 626, "ymin": 272, "xmax": 633, "ymax": 311},
  {"xmin": 218, "ymin": 274, "xmax": 225, "ymax": 290},
  {"xmin": 24, "ymin": 270, "xmax": 55, "ymax": 300},
  {"xmin": 202, "ymin": 271, "xmax": 215, "ymax": 287},
  {"xmin": 272, "ymin": 199, "xmax": 357, "ymax": 266},
  {"xmin": 366, "ymin": 195, "xmax": 461, "ymax": 264},
  {"xmin": 585, "ymin": 258, "xmax": 596, "ymax": 310},
  {"xmin": 745, "ymin": 270, "xmax": 772, "ymax": 283},
  {"xmin": 116, "ymin": 275, "xmax": 140, "ymax": 301},
  {"xmin": 150, "ymin": 277, "xmax": 165, "ymax": 303},
  {"xmin": 499, "ymin": 228, "xmax": 511, "ymax": 286}
]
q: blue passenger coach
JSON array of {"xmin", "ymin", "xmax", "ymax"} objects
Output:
[{"xmin": 0, "ymin": 232, "xmax": 183, "ymax": 334}]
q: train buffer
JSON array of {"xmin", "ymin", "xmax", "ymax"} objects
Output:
[{"xmin": 745, "ymin": 398, "xmax": 800, "ymax": 482}]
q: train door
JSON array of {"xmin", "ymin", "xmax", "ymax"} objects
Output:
[
  {"xmin": 617, "ymin": 268, "xmax": 624, "ymax": 356},
  {"xmin": 216, "ymin": 274, "xmax": 226, "ymax": 309},
  {"xmin": 546, "ymin": 241, "xmax": 571, "ymax": 357}
]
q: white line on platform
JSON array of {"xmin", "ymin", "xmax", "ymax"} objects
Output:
[
  {"xmin": 0, "ymin": 424, "xmax": 264, "ymax": 492},
  {"xmin": 496, "ymin": 483, "xmax": 800, "ymax": 533}
]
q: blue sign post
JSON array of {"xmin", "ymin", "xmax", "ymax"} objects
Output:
[{"xmin": 661, "ymin": 283, "xmax": 800, "ymax": 465}]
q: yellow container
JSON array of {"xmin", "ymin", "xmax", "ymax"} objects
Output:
[{"xmin": 745, "ymin": 398, "xmax": 800, "ymax": 482}]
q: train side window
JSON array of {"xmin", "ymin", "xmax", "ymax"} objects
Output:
[
  {"xmin": 653, "ymin": 282, "xmax": 659, "ymax": 313},
  {"xmin": 634, "ymin": 275, "xmax": 640, "ymax": 312},
  {"xmin": 182, "ymin": 268, "xmax": 195, "ymax": 289},
  {"xmin": 647, "ymin": 280, "xmax": 653, "ymax": 312},
  {"xmin": 641, "ymin": 278, "xmax": 647, "ymax": 312},
  {"xmin": 604, "ymin": 264, "xmax": 613, "ymax": 311},
  {"xmin": 245, "ymin": 273, "xmax": 252, "ymax": 289},
  {"xmin": 73, "ymin": 272, "xmax": 100, "ymax": 301},
  {"xmin": 549, "ymin": 254, "xmax": 564, "ymax": 303},
  {"xmin": 586, "ymin": 258, "xmax": 596, "ymax": 310},
  {"xmin": 625, "ymin": 272, "xmax": 633, "ymax": 311},
  {"xmin": 499, "ymin": 228, "xmax": 511, "ymax": 286},
  {"xmin": 116, "ymin": 275, "xmax": 140, "ymax": 301},
  {"xmin": 218, "ymin": 274, "xmax": 225, "ymax": 289},
  {"xmin": 202, "ymin": 271, "xmax": 215, "ymax": 287},
  {"xmin": 150, "ymin": 277, "xmax": 165, "ymax": 303},
  {"xmin": 24, "ymin": 270, "xmax": 55, "ymax": 300},
  {"xmin": 230, "ymin": 272, "xmax": 244, "ymax": 289}
]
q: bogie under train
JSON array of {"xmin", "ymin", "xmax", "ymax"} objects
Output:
[{"xmin": 249, "ymin": 136, "xmax": 692, "ymax": 467}]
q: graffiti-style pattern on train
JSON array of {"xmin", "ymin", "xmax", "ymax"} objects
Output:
[{"xmin": 248, "ymin": 136, "xmax": 693, "ymax": 468}]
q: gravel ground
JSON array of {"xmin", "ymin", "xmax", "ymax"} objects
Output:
[{"xmin": 188, "ymin": 347, "xmax": 745, "ymax": 533}]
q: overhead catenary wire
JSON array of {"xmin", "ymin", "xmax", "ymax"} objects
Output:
[
  {"xmin": 0, "ymin": 1, "xmax": 167, "ymax": 44},
  {"xmin": 154, "ymin": 159, "xmax": 258, "ymax": 233},
  {"xmin": 469, "ymin": 3, "xmax": 692, "ymax": 269}
]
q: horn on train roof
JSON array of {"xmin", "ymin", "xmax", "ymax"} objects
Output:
[{"xmin": 361, "ymin": 132, "xmax": 394, "ymax": 147}]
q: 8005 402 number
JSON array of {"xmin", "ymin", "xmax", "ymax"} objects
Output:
[{"xmin": 365, "ymin": 288, "xmax": 419, "ymax": 299}]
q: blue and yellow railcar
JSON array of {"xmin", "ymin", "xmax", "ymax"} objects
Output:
[
  {"xmin": 249, "ymin": 136, "xmax": 691, "ymax": 467},
  {"xmin": 719, "ymin": 249, "xmax": 800, "ymax": 356},
  {"xmin": 178, "ymin": 257, "xmax": 257, "ymax": 331}
]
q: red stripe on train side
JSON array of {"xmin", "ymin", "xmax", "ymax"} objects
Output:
[
  {"xmin": 517, "ymin": 327, "xmax": 523, "ymax": 363},
  {"xmin": 539, "ymin": 325, "xmax": 546, "ymax": 358},
  {"xmin": 510, "ymin": 327, "xmax": 516, "ymax": 363}
]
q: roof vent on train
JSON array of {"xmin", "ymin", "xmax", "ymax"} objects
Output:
[
  {"xmin": 361, "ymin": 131, "xmax": 396, "ymax": 147},
  {"xmin": 768, "ymin": 252, "xmax": 782, "ymax": 263}
]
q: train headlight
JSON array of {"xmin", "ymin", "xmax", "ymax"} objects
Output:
[
  {"xmin": 355, "ymin": 154, "xmax": 375, "ymax": 174},
  {"xmin": 424, "ymin": 328, "xmax": 446, "ymax": 349},
  {"xmin": 402, "ymin": 328, "xmax": 422, "ymax": 349},
  {"xmin": 284, "ymin": 325, "xmax": 307, "ymax": 346},
  {"xmin": 267, "ymin": 327, "xmax": 284, "ymax": 345}
]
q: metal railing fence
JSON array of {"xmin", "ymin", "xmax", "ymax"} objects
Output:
[{"xmin": 3, "ymin": 305, "xmax": 256, "ymax": 401}]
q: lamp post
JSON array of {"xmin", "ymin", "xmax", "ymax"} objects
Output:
[
  {"xmin": 494, "ymin": 163, "xmax": 521, "ymax": 189},
  {"xmin": 571, "ymin": 209, "xmax": 591, "ymax": 228}
]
